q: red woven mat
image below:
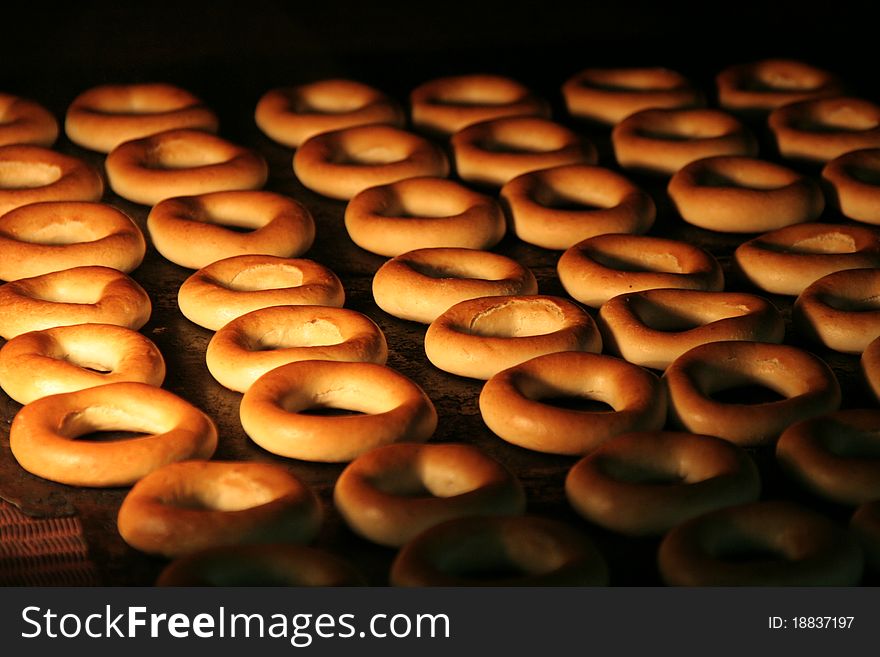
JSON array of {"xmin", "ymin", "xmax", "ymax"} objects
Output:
[{"xmin": 0, "ymin": 500, "xmax": 100, "ymax": 586}]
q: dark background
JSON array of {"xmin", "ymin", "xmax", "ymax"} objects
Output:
[{"xmin": 2, "ymin": 0, "xmax": 878, "ymax": 115}]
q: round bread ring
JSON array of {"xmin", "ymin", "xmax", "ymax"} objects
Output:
[
  {"xmin": 501, "ymin": 164, "xmax": 655, "ymax": 250},
  {"xmin": 664, "ymin": 340, "xmax": 842, "ymax": 447},
  {"xmin": 0, "ymin": 144, "xmax": 103, "ymax": 216},
  {"xmin": 0, "ymin": 265, "xmax": 151, "ymax": 339},
  {"xmin": 769, "ymin": 97, "xmax": 880, "ymax": 163},
  {"xmin": 206, "ymin": 305, "xmax": 388, "ymax": 393},
  {"xmin": 147, "ymin": 190, "xmax": 314, "ymax": 270},
  {"xmin": 0, "ymin": 201, "xmax": 145, "ymax": 281},
  {"xmin": 345, "ymin": 177, "xmax": 505, "ymax": 257},
  {"xmin": 598, "ymin": 289, "xmax": 785, "ymax": 370},
  {"xmin": 733, "ymin": 223, "xmax": 880, "ymax": 296},
  {"xmin": 480, "ymin": 351, "xmax": 666, "ymax": 455},
  {"xmin": 777, "ymin": 409, "xmax": 880, "ymax": 506},
  {"xmin": 0, "ymin": 323, "xmax": 165, "ymax": 405},
  {"xmin": 668, "ymin": 155, "xmax": 825, "ymax": 233},
  {"xmin": 9, "ymin": 382, "xmax": 217, "ymax": 487},
  {"xmin": 562, "ymin": 67, "xmax": 703, "ymax": 125},
  {"xmin": 65, "ymin": 83, "xmax": 219, "ymax": 153},
  {"xmin": 0, "ymin": 93, "xmax": 59, "ymax": 147},
  {"xmin": 716, "ymin": 59, "xmax": 843, "ymax": 113},
  {"xmin": 558, "ymin": 234, "xmax": 724, "ymax": 308},
  {"xmin": 255, "ymin": 80, "xmax": 404, "ymax": 148},
  {"xmin": 451, "ymin": 116, "xmax": 597, "ymax": 188},
  {"xmin": 177, "ymin": 255, "xmax": 344, "ymax": 331},
  {"xmin": 565, "ymin": 431, "xmax": 760, "ymax": 536},
  {"xmin": 105, "ymin": 128, "xmax": 268, "ymax": 206},
  {"xmin": 424, "ymin": 295, "xmax": 602, "ymax": 380},
  {"xmin": 390, "ymin": 515, "xmax": 609, "ymax": 586},
  {"xmin": 862, "ymin": 336, "xmax": 880, "ymax": 402},
  {"xmin": 612, "ymin": 108, "xmax": 757, "ymax": 176},
  {"xmin": 293, "ymin": 124, "xmax": 449, "ymax": 200},
  {"xmin": 118, "ymin": 460, "xmax": 321, "ymax": 557},
  {"xmin": 156, "ymin": 544, "xmax": 365, "ymax": 586},
  {"xmin": 793, "ymin": 268, "xmax": 880, "ymax": 354},
  {"xmin": 822, "ymin": 148, "xmax": 880, "ymax": 225},
  {"xmin": 658, "ymin": 500, "xmax": 864, "ymax": 586},
  {"xmin": 240, "ymin": 360, "xmax": 438, "ymax": 463},
  {"xmin": 851, "ymin": 501, "xmax": 880, "ymax": 575},
  {"xmin": 334, "ymin": 442, "xmax": 526, "ymax": 547},
  {"xmin": 410, "ymin": 74, "xmax": 549, "ymax": 136},
  {"xmin": 372, "ymin": 247, "xmax": 538, "ymax": 324}
]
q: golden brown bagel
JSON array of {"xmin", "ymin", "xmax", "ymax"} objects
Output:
[
  {"xmin": 0, "ymin": 93, "xmax": 59, "ymax": 147},
  {"xmin": 822, "ymin": 148, "xmax": 880, "ymax": 225},
  {"xmin": 716, "ymin": 59, "xmax": 843, "ymax": 112}
]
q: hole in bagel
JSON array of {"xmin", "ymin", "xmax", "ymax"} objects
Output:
[
  {"xmin": 294, "ymin": 90, "xmax": 371, "ymax": 114},
  {"xmin": 248, "ymin": 319, "xmax": 344, "ymax": 351},
  {"xmin": 709, "ymin": 537, "xmax": 790, "ymax": 563},
  {"xmin": 148, "ymin": 140, "xmax": 231, "ymax": 169},
  {"xmin": 161, "ymin": 471, "xmax": 283, "ymax": 512},
  {"xmin": 465, "ymin": 299, "xmax": 567, "ymax": 338},
  {"xmin": 845, "ymin": 164, "xmax": 880, "ymax": 185},
  {"xmin": 223, "ymin": 264, "xmax": 305, "ymax": 291},
  {"xmin": 405, "ymin": 259, "xmax": 502, "ymax": 281},
  {"xmin": 11, "ymin": 218, "xmax": 108, "ymax": 245},
  {"xmin": 813, "ymin": 420, "xmax": 880, "ymax": 458},
  {"xmin": 764, "ymin": 232, "xmax": 857, "ymax": 255},
  {"xmin": 430, "ymin": 83, "xmax": 524, "ymax": 106},
  {"xmin": 333, "ymin": 144, "xmax": 407, "ymax": 166},
  {"xmin": 580, "ymin": 70, "xmax": 683, "ymax": 92},
  {"xmin": 628, "ymin": 298, "xmax": 717, "ymax": 332},
  {"xmin": 474, "ymin": 129, "xmax": 570, "ymax": 154},
  {"xmin": 25, "ymin": 284, "xmax": 104, "ymax": 305},
  {"xmin": 794, "ymin": 105, "xmax": 880, "ymax": 132},
  {"xmin": 76, "ymin": 429, "xmax": 151, "ymax": 443},
  {"xmin": 594, "ymin": 455, "xmax": 685, "ymax": 485},
  {"xmin": 59, "ymin": 406, "xmax": 168, "ymax": 439},
  {"xmin": 709, "ymin": 383, "xmax": 787, "ymax": 405},
  {"xmin": 693, "ymin": 167, "xmax": 791, "ymax": 190},
  {"xmin": 531, "ymin": 184, "xmax": 607, "ymax": 211},
  {"xmin": 381, "ymin": 190, "xmax": 471, "ymax": 219},
  {"xmin": 0, "ymin": 161, "xmax": 62, "ymax": 189},
  {"xmin": 816, "ymin": 292, "xmax": 880, "ymax": 312},
  {"xmin": 746, "ymin": 70, "xmax": 824, "ymax": 92},
  {"xmin": 297, "ymin": 405, "xmax": 366, "ymax": 417},
  {"xmin": 587, "ymin": 249, "xmax": 684, "ymax": 274},
  {"xmin": 537, "ymin": 395, "xmax": 614, "ymax": 413}
]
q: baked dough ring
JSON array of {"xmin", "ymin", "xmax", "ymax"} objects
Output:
[
  {"xmin": 451, "ymin": 116, "xmax": 597, "ymax": 187},
  {"xmin": 410, "ymin": 74, "xmax": 549, "ymax": 135},
  {"xmin": 668, "ymin": 155, "xmax": 824, "ymax": 233},
  {"xmin": 862, "ymin": 336, "xmax": 880, "ymax": 402},
  {"xmin": 147, "ymin": 190, "xmax": 315, "ymax": 269},
  {"xmin": 565, "ymin": 431, "xmax": 760, "ymax": 536},
  {"xmin": 793, "ymin": 268, "xmax": 880, "ymax": 354},
  {"xmin": 177, "ymin": 255, "xmax": 344, "ymax": 331},
  {"xmin": 0, "ymin": 323, "xmax": 165, "ymax": 405},
  {"xmin": 733, "ymin": 223, "xmax": 880, "ymax": 296},
  {"xmin": 500, "ymin": 164, "xmax": 655, "ymax": 250},
  {"xmin": 117, "ymin": 460, "xmax": 321, "ymax": 557},
  {"xmin": 716, "ymin": 59, "xmax": 843, "ymax": 113},
  {"xmin": 65, "ymin": 83, "xmax": 219, "ymax": 153},
  {"xmin": 206, "ymin": 305, "xmax": 388, "ymax": 392},
  {"xmin": 334, "ymin": 442, "xmax": 526, "ymax": 547},
  {"xmin": 293, "ymin": 124, "xmax": 449, "ymax": 200},
  {"xmin": 255, "ymin": 80, "xmax": 404, "ymax": 147},
  {"xmin": 424, "ymin": 295, "xmax": 602, "ymax": 380},
  {"xmin": 664, "ymin": 340, "xmax": 841, "ymax": 446},
  {"xmin": 777, "ymin": 410, "xmax": 880, "ymax": 506},
  {"xmin": 390, "ymin": 515, "xmax": 609, "ymax": 586},
  {"xmin": 851, "ymin": 501, "xmax": 880, "ymax": 575},
  {"xmin": 105, "ymin": 128, "xmax": 268, "ymax": 205},
  {"xmin": 480, "ymin": 351, "xmax": 666, "ymax": 455},
  {"xmin": 344, "ymin": 177, "xmax": 505, "ymax": 256},
  {"xmin": 0, "ymin": 201, "xmax": 146, "ymax": 280},
  {"xmin": 658, "ymin": 500, "xmax": 864, "ymax": 586},
  {"xmin": 612, "ymin": 108, "xmax": 757, "ymax": 176},
  {"xmin": 822, "ymin": 148, "xmax": 880, "ymax": 225},
  {"xmin": 240, "ymin": 360, "xmax": 437, "ymax": 462},
  {"xmin": 372, "ymin": 247, "xmax": 537, "ymax": 324},
  {"xmin": 562, "ymin": 67, "xmax": 703, "ymax": 124},
  {"xmin": 598, "ymin": 289, "xmax": 785, "ymax": 370},
  {"xmin": 558, "ymin": 234, "xmax": 724, "ymax": 308},
  {"xmin": 9, "ymin": 382, "xmax": 217, "ymax": 487},
  {"xmin": 0, "ymin": 93, "xmax": 59, "ymax": 147},
  {"xmin": 0, "ymin": 265, "xmax": 151, "ymax": 339},
  {"xmin": 0, "ymin": 145, "xmax": 103, "ymax": 216},
  {"xmin": 769, "ymin": 97, "xmax": 880, "ymax": 163},
  {"xmin": 156, "ymin": 544, "xmax": 365, "ymax": 586}
]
